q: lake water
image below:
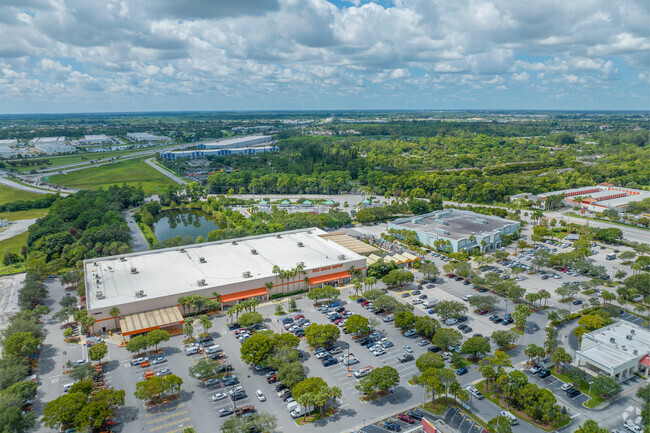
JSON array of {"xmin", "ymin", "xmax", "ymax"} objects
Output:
[{"xmin": 152, "ymin": 209, "xmax": 221, "ymax": 242}]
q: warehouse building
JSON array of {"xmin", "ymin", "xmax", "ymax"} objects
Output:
[
  {"xmin": 511, "ymin": 184, "xmax": 650, "ymax": 212},
  {"xmin": 126, "ymin": 132, "xmax": 172, "ymax": 142},
  {"xmin": 85, "ymin": 228, "xmax": 366, "ymax": 335},
  {"xmin": 575, "ymin": 322, "xmax": 650, "ymax": 381},
  {"xmin": 160, "ymin": 145, "xmax": 279, "ymax": 161},
  {"xmin": 81, "ymin": 134, "xmax": 112, "ymax": 145},
  {"xmin": 0, "ymin": 139, "xmax": 18, "ymax": 157},
  {"xmin": 198, "ymin": 135, "xmax": 272, "ymax": 149},
  {"xmin": 388, "ymin": 209, "xmax": 520, "ymax": 253},
  {"xmin": 30, "ymin": 137, "xmax": 71, "ymax": 154}
]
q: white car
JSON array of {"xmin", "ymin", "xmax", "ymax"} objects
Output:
[
  {"xmin": 623, "ymin": 421, "xmax": 642, "ymax": 433},
  {"xmin": 403, "ymin": 345, "xmax": 413, "ymax": 353},
  {"xmin": 256, "ymin": 390, "xmax": 266, "ymax": 401},
  {"xmin": 372, "ymin": 348, "xmax": 385, "ymax": 357},
  {"xmin": 315, "ymin": 351, "xmax": 330, "ymax": 359},
  {"xmin": 560, "ymin": 383, "xmax": 572, "ymax": 391},
  {"xmin": 211, "ymin": 392, "xmax": 228, "ymax": 401},
  {"xmin": 343, "ymin": 356, "xmax": 360, "ymax": 365},
  {"xmin": 229, "ymin": 386, "xmax": 244, "ymax": 395},
  {"xmin": 411, "ymin": 299, "xmax": 423, "ymax": 305}
]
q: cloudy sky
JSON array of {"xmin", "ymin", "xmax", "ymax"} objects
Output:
[{"xmin": 0, "ymin": 0, "xmax": 648, "ymax": 113}]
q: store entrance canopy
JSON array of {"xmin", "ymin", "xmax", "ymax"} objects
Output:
[
  {"xmin": 120, "ymin": 306, "xmax": 184, "ymax": 336},
  {"xmin": 309, "ymin": 271, "xmax": 351, "ymax": 285},
  {"xmin": 220, "ymin": 287, "xmax": 268, "ymax": 304}
]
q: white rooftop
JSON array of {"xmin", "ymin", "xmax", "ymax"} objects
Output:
[
  {"xmin": 577, "ymin": 321, "xmax": 650, "ymax": 369},
  {"xmin": 84, "ymin": 134, "xmax": 110, "ymax": 140},
  {"xmin": 85, "ymin": 228, "xmax": 363, "ymax": 311},
  {"xmin": 201, "ymin": 135, "xmax": 272, "ymax": 148}
]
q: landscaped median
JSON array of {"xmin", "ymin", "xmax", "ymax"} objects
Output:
[{"xmin": 137, "ymin": 221, "xmax": 158, "ymax": 247}]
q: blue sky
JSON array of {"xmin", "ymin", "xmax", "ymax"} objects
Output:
[{"xmin": 0, "ymin": 0, "xmax": 648, "ymax": 113}]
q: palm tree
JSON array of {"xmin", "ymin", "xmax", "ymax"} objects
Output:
[
  {"xmin": 328, "ymin": 386, "xmax": 342, "ymax": 408},
  {"xmin": 248, "ymin": 298, "xmax": 260, "ymax": 311},
  {"xmin": 109, "ymin": 307, "xmax": 120, "ymax": 330},
  {"xmin": 352, "ymin": 278, "xmax": 362, "ymax": 297},
  {"xmin": 265, "ymin": 281, "xmax": 274, "ymax": 296}
]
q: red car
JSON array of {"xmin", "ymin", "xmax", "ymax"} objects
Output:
[
  {"xmin": 294, "ymin": 314, "xmax": 304, "ymax": 320},
  {"xmin": 477, "ymin": 309, "xmax": 488, "ymax": 315},
  {"xmin": 445, "ymin": 273, "xmax": 456, "ymax": 278},
  {"xmin": 361, "ymin": 301, "xmax": 370, "ymax": 306},
  {"xmin": 266, "ymin": 374, "xmax": 277, "ymax": 383},
  {"xmin": 333, "ymin": 319, "xmax": 344, "ymax": 325},
  {"xmin": 397, "ymin": 413, "xmax": 414, "ymax": 424}
]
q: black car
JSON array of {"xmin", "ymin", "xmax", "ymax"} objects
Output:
[
  {"xmin": 427, "ymin": 345, "xmax": 442, "ymax": 353},
  {"xmin": 322, "ymin": 357, "xmax": 337, "ymax": 366},
  {"xmin": 275, "ymin": 384, "xmax": 287, "ymax": 392},
  {"xmin": 223, "ymin": 377, "xmax": 239, "ymax": 386},
  {"xmin": 502, "ymin": 318, "xmax": 514, "ymax": 325},
  {"xmin": 478, "ymin": 287, "xmax": 489, "ymax": 292},
  {"xmin": 463, "ymin": 280, "xmax": 471, "ymax": 285},
  {"xmin": 538, "ymin": 369, "xmax": 551, "ymax": 378},
  {"xmin": 406, "ymin": 409, "xmax": 424, "ymax": 420},
  {"xmin": 457, "ymin": 316, "xmax": 468, "ymax": 322},
  {"xmin": 356, "ymin": 298, "xmax": 366, "ymax": 304},
  {"xmin": 217, "ymin": 364, "xmax": 234, "ymax": 373},
  {"xmin": 358, "ymin": 338, "xmax": 371, "ymax": 346},
  {"xmin": 461, "ymin": 326, "xmax": 473, "ymax": 334},
  {"xmin": 382, "ymin": 421, "xmax": 401, "ymax": 431},
  {"xmin": 572, "ymin": 299, "xmax": 583, "ymax": 305},
  {"xmin": 455, "ymin": 276, "xmax": 463, "ymax": 281},
  {"xmin": 227, "ymin": 322, "xmax": 240, "ymax": 330},
  {"xmin": 567, "ymin": 388, "xmax": 581, "ymax": 398},
  {"xmin": 231, "ymin": 391, "xmax": 247, "ymax": 401}
]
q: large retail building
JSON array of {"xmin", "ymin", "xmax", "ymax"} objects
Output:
[
  {"xmin": 85, "ymin": 228, "xmax": 367, "ymax": 335},
  {"xmin": 388, "ymin": 209, "xmax": 520, "ymax": 253}
]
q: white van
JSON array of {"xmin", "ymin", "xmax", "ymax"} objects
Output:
[
  {"xmin": 500, "ymin": 410, "xmax": 518, "ymax": 425},
  {"xmin": 185, "ymin": 346, "xmax": 200, "ymax": 356},
  {"xmin": 205, "ymin": 345, "xmax": 222, "ymax": 354},
  {"xmin": 63, "ymin": 383, "xmax": 75, "ymax": 392},
  {"xmin": 424, "ymin": 299, "xmax": 439, "ymax": 308}
]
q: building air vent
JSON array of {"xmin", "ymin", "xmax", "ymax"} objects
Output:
[
  {"xmin": 107, "ymin": 266, "xmax": 112, "ymax": 271},
  {"xmin": 626, "ymin": 334, "xmax": 632, "ymax": 340},
  {"xmin": 179, "ymin": 248, "xmax": 185, "ymax": 253},
  {"xmin": 475, "ymin": 218, "xmax": 488, "ymax": 224},
  {"xmin": 242, "ymin": 271, "xmax": 252, "ymax": 278},
  {"xmin": 232, "ymin": 241, "xmax": 238, "ymax": 245},
  {"xmin": 135, "ymin": 290, "xmax": 146, "ymax": 297},
  {"xmin": 297, "ymin": 241, "xmax": 304, "ymax": 247},
  {"xmin": 634, "ymin": 350, "xmax": 638, "ymax": 355},
  {"xmin": 250, "ymin": 249, "xmax": 258, "ymax": 255},
  {"xmin": 199, "ymin": 257, "xmax": 206, "ymax": 263},
  {"xmin": 130, "ymin": 267, "xmax": 138, "ymax": 274},
  {"xmin": 197, "ymin": 279, "xmax": 206, "ymax": 286},
  {"xmin": 338, "ymin": 254, "xmax": 346, "ymax": 260},
  {"xmin": 297, "ymin": 261, "xmax": 305, "ymax": 267},
  {"xmin": 306, "ymin": 230, "xmax": 312, "ymax": 234},
  {"xmin": 609, "ymin": 337, "xmax": 615, "ymax": 343},
  {"xmin": 96, "ymin": 291, "xmax": 104, "ymax": 299},
  {"xmin": 276, "ymin": 234, "xmax": 282, "ymax": 238},
  {"xmin": 631, "ymin": 329, "xmax": 635, "ymax": 334},
  {"xmin": 120, "ymin": 257, "xmax": 126, "ymax": 262}
]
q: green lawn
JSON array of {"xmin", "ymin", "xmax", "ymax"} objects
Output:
[
  {"xmin": 48, "ymin": 158, "xmax": 177, "ymax": 193},
  {"xmin": 0, "ymin": 184, "xmax": 44, "ymax": 205},
  {"xmin": 0, "ymin": 232, "xmax": 28, "ymax": 276},
  {"xmin": 0, "ymin": 208, "xmax": 49, "ymax": 221}
]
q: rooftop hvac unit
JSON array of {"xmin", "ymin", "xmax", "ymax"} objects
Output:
[
  {"xmin": 96, "ymin": 291, "xmax": 104, "ymax": 299},
  {"xmin": 242, "ymin": 271, "xmax": 252, "ymax": 278},
  {"xmin": 297, "ymin": 241, "xmax": 304, "ymax": 247},
  {"xmin": 297, "ymin": 261, "xmax": 305, "ymax": 267},
  {"xmin": 250, "ymin": 249, "xmax": 258, "ymax": 255},
  {"xmin": 276, "ymin": 234, "xmax": 282, "ymax": 238},
  {"xmin": 179, "ymin": 248, "xmax": 185, "ymax": 253},
  {"xmin": 475, "ymin": 218, "xmax": 488, "ymax": 224},
  {"xmin": 120, "ymin": 257, "xmax": 126, "ymax": 262},
  {"xmin": 626, "ymin": 334, "xmax": 633, "ymax": 340},
  {"xmin": 631, "ymin": 329, "xmax": 635, "ymax": 334},
  {"xmin": 131, "ymin": 267, "xmax": 138, "ymax": 274},
  {"xmin": 199, "ymin": 257, "xmax": 206, "ymax": 263},
  {"xmin": 197, "ymin": 279, "xmax": 206, "ymax": 286},
  {"xmin": 306, "ymin": 230, "xmax": 312, "ymax": 234},
  {"xmin": 338, "ymin": 254, "xmax": 346, "ymax": 260},
  {"xmin": 609, "ymin": 337, "xmax": 615, "ymax": 343},
  {"xmin": 232, "ymin": 241, "xmax": 238, "ymax": 245},
  {"xmin": 135, "ymin": 290, "xmax": 146, "ymax": 298},
  {"xmin": 634, "ymin": 350, "xmax": 638, "ymax": 355}
]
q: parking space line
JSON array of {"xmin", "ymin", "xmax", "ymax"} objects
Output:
[
  {"xmin": 145, "ymin": 403, "xmax": 186, "ymax": 417},
  {"xmin": 165, "ymin": 425, "xmax": 193, "ymax": 433},
  {"xmin": 147, "ymin": 410, "xmax": 188, "ymax": 424},
  {"xmin": 149, "ymin": 417, "xmax": 191, "ymax": 432}
]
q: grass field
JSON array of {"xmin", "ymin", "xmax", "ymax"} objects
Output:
[
  {"xmin": 0, "ymin": 208, "xmax": 49, "ymax": 221},
  {"xmin": 48, "ymin": 158, "xmax": 177, "ymax": 193},
  {"xmin": 0, "ymin": 232, "xmax": 28, "ymax": 276},
  {"xmin": 0, "ymin": 184, "xmax": 44, "ymax": 205}
]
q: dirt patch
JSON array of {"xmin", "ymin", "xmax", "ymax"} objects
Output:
[{"xmin": 0, "ymin": 273, "xmax": 24, "ymax": 355}]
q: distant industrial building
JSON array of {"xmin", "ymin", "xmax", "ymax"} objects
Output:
[
  {"xmin": 198, "ymin": 135, "xmax": 273, "ymax": 149},
  {"xmin": 575, "ymin": 321, "xmax": 650, "ymax": 381},
  {"xmin": 160, "ymin": 145, "xmax": 279, "ymax": 161},
  {"xmin": 30, "ymin": 137, "xmax": 72, "ymax": 154},
  {"xmin": 0, "ymin": 139, "xmax": 18, "ymax": 157},
  {"xmin": 82, "ymin": 134, "xmax": 112, "ymax": 145},
  {"xmin": 388, "ymin": 209, "xmax": 520, "ymax": 253},
  {"xmin": 511, "ymin": 183, "xmax": 650, "ymax": 212},
  {"xmin": 85, "ymin": 228, "xmax": 366, "ymax": 335},
  {"xmin": 127, "ymin": 132, "xmax": 172, "ymax": 143}
]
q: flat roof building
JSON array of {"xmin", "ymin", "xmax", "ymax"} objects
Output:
[
  {"xmin": 575, "ymin": 321, "xmax": 650, "ymax": 381},
  {"xmin": 198, "ymin": 135, "xmax": 272, "ymax": 149},
  {"xmin": 511, "ymin": 184, "xmax": 650, "ymax": 212},
  {"xmin": 160, "ymin": 145, "xmax": 279, "ymax": 161},
  {"xmin": 0, "ymin": 139, "xmax": 18, "ymax": 157},
  {"xmin": 388, "ymin": 209, "xmax": 520, "ymax": 253},
  {"xmin": 30, "ymin": 137, "xmax": 72, "ymax": 154},
  {"xmin": 85, "ymin": 228, "xmax": 366, "ymax": 335},
  {"xmin": 82, "ymin": 134, "xmax": 112, "ymax": 145},
  {"xmin": 127, "ymin": 132, "xmax": 172, "ymax": 143}
]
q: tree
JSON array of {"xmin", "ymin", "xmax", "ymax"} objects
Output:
[
  {"xmin": 277, "ymin": 362, "xmax": 306, "ymax": 389},
  {"xmin": 198, "ymin": 315, "xmax": 212, "ymax": 336},
  {"xmin": 435, "ymin": 300, "xmax": 468, "ymax": 320},
  {"xmin": 41, "ymin": 392, "xmax": 87, "ymax": 429},
  {"xmin": 146, "ymin": 329, "xmax": 171, "ymax": 351},
  {"xmin": 304, "ymin": 323, "xmax": 340, "ymax": 348},
  {"xmin": 590, "ymin": 375, "xmax": 622, "ymax": 399},
  {"xmin": 524, "ymin": 344, "xmax": 545, "ymax": 364},
  {"xmin": 488, "ymin": 416, "xmax": 513, "ymax": 433},
  {"xmin": 576, "ymin": 419, "xmax": 609, "ymax": 433},
  {"xmin": 491, "ymin": 330, "xmax": 518, "ymax": 349},
  {"xmin": 134, "ymin": 377, "xmax": 164, "ymax": 402},
  {"xmin": 162, "ymin": 374, "xmax": 183, "ymax": 396},
  {"xmin": 88, "ymin": 342, "xmax": 108, "ymax": 363},
  {"xmin": 362, "ymin": 276, "xmax": 377, "ymax": 290},
  {"xmin": 512, "ymin": 303, "xmax": 531, "ymax": 331},
  {"xmin": 352, "ymin": 278, "xmax": 362, "ymax": 297},
  {"xmin": 381, "ymin": 269, "xmax": 414, "ymax": 288},
  {"xmin": 189, "ymin": 359, "xmax": 221, "ymax": 380},
  {"xmin": 362, "ymin": 288, "xmax": 383, "ymax": 300},
  {"xmin": 356, "ymin": 366, "xmax": 399, "ymax": 394},
  {"xmin": 345, "ymin": 314, "xmax": 370, "ymax": 335},
  {"xmin": 183, "ymin": 322, "xmax": 194, "ymax": 339},
  {"xmin": 292, "ymin": 377, "xmax": 327, "ymax": 399},
  {"xmin": 109, "ymin": 307, "xmax": 120, "ymax": 329},
  {"xmin": 126, "ymin": 335, "xmax": 148, "ymax": 355},
  {"xmin": 432, "ymin": 328, "xmax": 462, "ymax": 350},
  {"xmin": 240, "ymin": 332, "xmax": 275, "ymax": 365},
  {"xmin": 573, "ymin": 326, "xmax": 589, "ymax": 342},
  {"xmin": 414, "ymin": 316, "xmax": 439, "ymax": 337},
  {"xmin": 461, "ymin": 337, "xmax": 491, "ymax": 359},
  {"xmin": 416, "ymin": 352, "xmax": 445, "ymax": 372},
  {"xmin": 3, "ymin": 332, "xmax": 40, "ymax": 358},
  {"xmin": 394, "ymin": 311, "xmax": 416, "ymax": 330},
  {"xmin": 69, "ymin": 363, "xmax": 95, "ymax": 382},
  {"xmin": 551, "ymin": 347, "xmax": 572, "ymax": 372},
  {"xmin": 468, "ymin": 295, "xmax": 499, "ymax": 311},
  {"xmin": 239, "ymin": 312, "xmax": 264, "ymax": 328},
  {"xmin": 419, "ymin": 262, "xmax": 439, "ymax": 280},
  {"xmin": 578, "ymin": 314, "xmax": 611, "ymax": 331}
]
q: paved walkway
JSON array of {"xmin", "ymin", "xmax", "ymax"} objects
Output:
[
  {"xmin": 0, "ymin": 218, "xmax": 37, "ymax": 241},
  {"xmin": 144, "ymin": 158, "xmax": 187, "ymax": 185},
  {"xmin": 123, "ymin": 210, "xmax": 150, "ymax": 253}
]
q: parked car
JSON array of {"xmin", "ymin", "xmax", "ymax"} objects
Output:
[
  {"xmin": 204, "ymin": 378, "xmax": 220, "ymax": 387},
  {"xmin": 398, "ymin": 354, "xmax": 414, "ymax": 363},
  {"xmin": 418, "ymin": 339, "xmax": 430, "ymax": 347},
  {"xmin": 403, "ymin": 345, "xmax": 413, "ymax": 353},
  {"xmin": 567, "ymin": 388, "xmax": 581, "ymax": 398},
  {"xmin": 560, "ymin": 382, "xmax": 573, "ymax": 391},
  {"xmin": 444, "ymin": 318, "xmax": 458, "ymax": 326},
  {"xmin": 381, "ymin": 421, "xmax": 401, "ymax": 431},
  {"xmin": 397, "ymin": 413, "xmax": 415, "ymax": 424},
  {"xmin": 211, "ymin": 392, "xmax": 228, "ymax": 401},
  {"xmin": 537, "ymin": 369, "xmax": 551, "ymax": 378},
  {"xmin": 218, "ymin": 407, "xmax": 234, "ymax": 417},
  {"xmin": 456, "ymin": 367, "xmax": 468, "ymax": 375},
  {"xmin": 529, "ymin": 365, "xmax": 542, "ymax": 374},
  {"xmin": 403, "ymin": 329, "xmax": 417, "ymax": 338},
  {"xmin": 151, "ymin": 356, "xmax": 167, "ymax": 365},
  {"xmin": 427, "ymin": 345, "xmax": 442, "ymax": 353},
  {"xmin": 623, "ymin": 421, "xmax": 642, "ymax": 433}
]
